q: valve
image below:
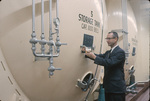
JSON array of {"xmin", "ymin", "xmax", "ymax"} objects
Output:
[
  {"xmin": 55, "ymin": 41, "xmax": 67, "ymax": 46},
  {"xmin": 53, "ymin": 17, "xmax": 60, "ymax": 27},
  {"xmin": 30, "ymin": 37, "xmax": 38, "ymax": 44},
  {"xmin": 48, "ymin": 66, "xmax": 62, "ymax": 77}
]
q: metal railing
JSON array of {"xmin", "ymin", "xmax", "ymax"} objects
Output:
[{"xmin": 126, "ymin": 79, "xmax": 150, "ymax": 94}]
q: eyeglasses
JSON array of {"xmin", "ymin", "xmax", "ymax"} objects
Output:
[{"xmin": 105, "ymin": 37, "xmax": 115, "ymax": 40}]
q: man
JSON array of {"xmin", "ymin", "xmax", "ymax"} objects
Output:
[{"xmin": 84, "ymin": 32, "xmax": 126, "ymax": 101}]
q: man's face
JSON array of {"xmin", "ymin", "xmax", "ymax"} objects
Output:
[{"xmin": 106, "ymin": 33, "xmax": 117, "ymax": 48}]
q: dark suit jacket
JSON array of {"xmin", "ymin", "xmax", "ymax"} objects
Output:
[{"xmin": 93, "ymin": 46, "xmax": 126, "ymax": 93}]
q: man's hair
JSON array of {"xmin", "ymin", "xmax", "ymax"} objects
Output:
[{"xmin": 108, "ymin": 31, "xmax": 119, "ymax": 40}]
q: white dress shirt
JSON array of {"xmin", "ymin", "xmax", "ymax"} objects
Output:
[{"xmin": 110, "ymin": 45, "xmax": 118, "ymax": 53}]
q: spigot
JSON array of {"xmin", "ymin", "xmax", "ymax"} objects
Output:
[
  {"xmin": 48, "ymin": 66, "xmax": 62, "ymax": 77},
  {"xmin": 56, "ymin": 41, "xmax": 67, "ymax": 46},
  {"xmin": 55, "ymin": 41, "xmax": 67, "ymax": 53}
]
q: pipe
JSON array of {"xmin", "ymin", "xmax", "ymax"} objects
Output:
[
  {"xmin": 56, "ymin": 0, "xmax": 59, "ymax": 18},
  {"xmin": 32, "ymin": 0, "xmax": 35, "ymax": 33},
  {"xmin": 30, "ymin": 0, "xmax": 65, "ymax": 77},
  {"xmin": 99, "ymin": 0, "xmax": 104, "ymax": 54},
  {"xmin": 41, "ymin": 0, "xmax": 44, "ymax": 34},
  {"xmin": 31, "ymin": 39, "xmax": 59, "ymax": 57},
  {"xmin": 33, "ymin": 51, "xmax": 59, "ymax": 57},
  {"xmin": 49, "ymin": 0, "xmax": 54, "ymax": 76},
  {"xmin": 49, "ymin": 0, "xmax": 53, "ymax": 39},
  {"xmin": 31, "ymin": 0, "xmax": 37, "ymax": 53},
  {"xmin": 55, "ymin": 0, "xmax": 60, "ymax": 53},
  {"xmin": 41, "ymin": 0, "xmax": 46, "ymax": 54},
  {"xmin": 121, "ymin": 0, "xmax": 129, "ymax": 64}
]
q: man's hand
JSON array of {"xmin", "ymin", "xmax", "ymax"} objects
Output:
[
  {"xmin": 85, "ymin": 52, "xmax": 96, "ymax": 60},
  {"xmin": 81, "ymin": 47, "xmax": 86, "ymax": 53}
]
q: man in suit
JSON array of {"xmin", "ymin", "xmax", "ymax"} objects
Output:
[{"xmin": 84, "ymin": 32, "xmax": 126, "ymax": 101}]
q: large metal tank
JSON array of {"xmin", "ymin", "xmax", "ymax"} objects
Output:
[
  {"xmin": 0, "ymin": 0, "xmax": 139, "ymax": 100},
  {"xmin": 0, "ymin": 0, "xmax": 106, "ymax": 101}
]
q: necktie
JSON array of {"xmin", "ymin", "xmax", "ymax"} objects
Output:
[{"xmin": 108, "ymin": 49, "xmax": 111, "ymax": 58}]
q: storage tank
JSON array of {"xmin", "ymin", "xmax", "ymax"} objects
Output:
[
  {"xmin": 0, "ymin": 0, "xmax": 139, "ymax": 101},
  {"xmin": 0, "ymin": 0, "xmax": 107, "ymax": 101}
]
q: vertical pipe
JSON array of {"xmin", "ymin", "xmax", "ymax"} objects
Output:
[
  {"xmin": 49, "ymin": 0, "xmax": 52, "ymax": 38},
  {"xmin": 41, "ymin": 0, "xmax": 44, "ymax": 34},
  {"xmin": 49, "ymin": 0, "xmax": 53, "ymax": 51},
  {"xmin": 41, "ymin": 0, "xmax": 45, "ymax": 54},
  {"xmin": 99, "ymin": 0, "xmax": 104, "ymax": 54},
  {"xmin": 56, "ymin": 0, "xmax": 60, "ymax": 53},
  {"xmin": 32, "ymin": 0, "xmax": 35, "ymax": 33},
  {"xmin": 56, "ymin": 0, "xmax": 59, "ymax": 18},
  {"xmin": 49, "ymin": 0, "xmax": 54, "ymax": 76},
  {"xmin": 122, "ymin": 0, "xmax": 129, "ymax": 64},
  {"xmin": 31, "ymin": 0, "xmax": 36, "ymax": 53}
]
